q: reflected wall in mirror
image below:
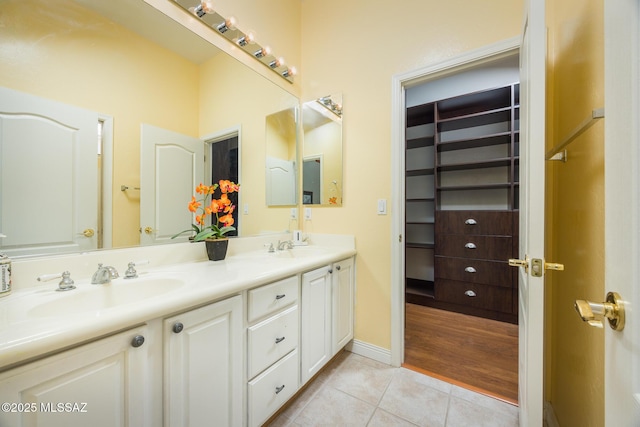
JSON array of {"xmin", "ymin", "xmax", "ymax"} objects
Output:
[
  {"xmin": 302, "ymin": 94, "xmax": 343, "ymax": 206},
  {"xmin": 0, "ymin": 0, "xmax": 299, "ymax": 257},
  {"xmin": 266, "ymin": 107, "xmax": 298, "ymax": 206}
]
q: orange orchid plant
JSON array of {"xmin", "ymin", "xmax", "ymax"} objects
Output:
[{"xmin": 172, "ymin": 180, "xmax": 240, "ymax": 241}]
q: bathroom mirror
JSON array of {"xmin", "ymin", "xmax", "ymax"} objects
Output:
[
  {"xmin": 0, "ymin": 0, "xmax": 299, "ymax": 257},
  {"xmin": 302, "ymin": 94, "xmax": 343, "ymax": 206},
  {"xmin": 266, "ymin": 107, "xmax": 298, "ymax": 206}
]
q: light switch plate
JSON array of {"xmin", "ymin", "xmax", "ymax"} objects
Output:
[
  {"xmin": 290, "ymin": 208, "xmax": 297, "ymax": 219},
  {"xmin": 304, "ymin": 207, "xmax": 312, "ymax": 220},
  {"xmin": 377, "ymin": 199, "xmax": 387, "ymax": 215}
]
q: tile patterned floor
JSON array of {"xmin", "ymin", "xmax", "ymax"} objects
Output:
[{"xmin": 268, "ymin": 351, "xmax": 519, "ymax": 427}]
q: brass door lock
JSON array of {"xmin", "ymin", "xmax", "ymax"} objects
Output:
[{"xmin": 574, "ymin": 292, "xmax": 625, "ymax": 331}]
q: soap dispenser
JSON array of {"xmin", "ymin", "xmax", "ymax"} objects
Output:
[{"xmin": 0, "ymin": 253, "xmax": 11, "ymax": 297}]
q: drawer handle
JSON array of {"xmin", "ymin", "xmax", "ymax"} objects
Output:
[
  {"xmin": 275, "ymin": 385, "xmax": 285, "ymax": 394},
  {"xmin": 275, "ymin": 294, "xmax": 286, "ymax": 300},
  {"xmin": 465, "ymin": 290, "xmax": 477, "ymax": 297},
  {"xmin": 275, "ymin": 336, "xmax": 286, "ymax": 344},
  {"xmin": 465, "ymin": 218, "xmax": 477, "ymax": 225},
  {"xmin": 465, "ymin": 266, "xmax": 477, "ymax": 273},
  {"xmin": 465, "ymin": 242, "xmax": 477, "ymax": 249}
]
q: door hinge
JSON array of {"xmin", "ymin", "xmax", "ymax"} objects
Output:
[{"xmin": 399, "ymin": 234, "xmax": 402, "ymax": 243}]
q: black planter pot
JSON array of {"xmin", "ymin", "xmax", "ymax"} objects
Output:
[{"xmin": 205, "ymin": 238, "xmax": 229, "ymax": 261}]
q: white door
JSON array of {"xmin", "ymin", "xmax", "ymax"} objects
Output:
[
  {"xmin": 266, "ymin": 156, "xmax": 296, "ymax": 206},
  {"xmin": 516, "ymin": 0, "xmax": 546, "ymax": 424},
  {"xmin": 140, "ymin": 124, "xmax": 203, "ymax": 245},
  {"xmin": 0, "ymin": 87, "xmax": 99, "ymax": 256},
  {"xmin": 603, "ymin": 0, "xmax": 640, "ymax": 423}
]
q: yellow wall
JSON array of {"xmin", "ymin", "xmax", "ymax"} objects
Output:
[
  {"xmin": 300, "ymin": 0, "xmax": 523, "ymax": 349},
  {"xmin": 545, "ymin": 0, "xmax": 605, "ymax": 424}
]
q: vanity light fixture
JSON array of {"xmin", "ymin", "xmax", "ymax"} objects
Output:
[
  {"xmin": 317, "ymin": 96, "xmax": 342, "ymax": 117},
  {"xmin": 175, "ymin": 0, "xmax": 297, "ymax": 83},
  {"xmin": 216, "ymin": 16, "xmax": 236, "ymax": 34}
]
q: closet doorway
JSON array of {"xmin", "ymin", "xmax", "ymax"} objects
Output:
[{"xmin": 397, "ymin": 45, "xmax": 520, "ymax": 403}]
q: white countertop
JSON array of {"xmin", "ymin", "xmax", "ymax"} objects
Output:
[{"xmin": 0, "ymin": 234, "xmax": 355, "ymax": 371}]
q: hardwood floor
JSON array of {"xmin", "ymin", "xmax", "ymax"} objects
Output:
[{"xmin": 404, "ymin": 303, "xmax": 519, "ymax": 403}]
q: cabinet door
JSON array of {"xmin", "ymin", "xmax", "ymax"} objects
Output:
[
  {"xmin": 0, "ymin": 325, "xmax": 153, "ymax": 427},
  {"xmin": 301, "ymin": 266, "xmax": 332, "ymax": 384},
  {"xmin": 332, "ymin": 257, "xmax": 355, "ymax": 355},
  {"xmin": 164, "ymin": 295, "xmax": 243, "ymax": 427}
]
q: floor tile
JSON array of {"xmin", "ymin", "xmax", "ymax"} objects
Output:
[
  {"xmin": 445, "ymin": 395, "xmax": 519, "ymax": 427},
  {"xmin": 326, "ymin": 353, "xmax": 397, "ymax": 405},
  {"xmin": 292, "ymin": 386, "xmax": 376, "ymax": 426},
  {"xmin": 367, "ymin": 408, "xmax": 420, "ymax": 427}
]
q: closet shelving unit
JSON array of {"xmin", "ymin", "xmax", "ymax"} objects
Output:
[{"xmin": 405, "ymin": 83, "xmax": 520, "ymax": 323}]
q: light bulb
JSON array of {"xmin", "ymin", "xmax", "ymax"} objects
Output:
[
  {"xmin": 189, "ymin": 0, "xmax": 214, "ymax": 17},
  {"xmin": 282, "ymin": 66, "xmax": 297, "ymax": 78},
  {"xmin": 269, "ymin": 57, "xmax": 285, "ymax": 68},
  {"xmin": 236, "ymin": 31, "xmax": 255, "ymax": 47},
  {"xmin": 254, "ymin": 46, "xmax": 271, "ymax": 58},
  {"xmin": 217, "ymin": 16, "xmax": 237, "ymax": 33}
]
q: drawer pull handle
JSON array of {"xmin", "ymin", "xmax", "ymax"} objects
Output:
[
  {"xmin": 275, "ymin": 336, "xmax": 286, "ymax": 344},
  {"xmin": 465, "ymin": 218, "xmax": 477, "ymax": 225},
  {"xmin": 275, "ymin": 294, "xmax": 286, "ymax": 300},
  {"xmin": 465, "ymin": 242, "xmax": 477, "ymax": 249},
  {"xmin": 275, "ymin": 385, "xmax": 285, "ymax": 394},
  {"xmin": 465, "ymin": 266, "xmax": 477, "ymax": 273},
  {"xmin": 465, "ymin": 290, "xmax": 477, "ymax": 297}
]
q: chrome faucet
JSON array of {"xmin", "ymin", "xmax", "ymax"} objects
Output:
[
  {"xmin": 91, "ymin": 263, "xmax": 119, "ymax": 284},
  {"xmin": 277, "ymin": 240, "xmax": 294, "ymax": 250}
]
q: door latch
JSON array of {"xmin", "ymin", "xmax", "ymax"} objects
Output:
[{"xmin": 508, "ymin": 257, "xmax": 564, "ymax": 277}]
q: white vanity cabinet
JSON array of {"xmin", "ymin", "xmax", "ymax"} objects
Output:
[
  {"xmin": 0, "ymin": 324, "xmax": 154, "ymax": 427},
  {"xmin": 301, "ymin": 257, "xmax": 355, "ymax": 384},
  {"xmin": 246, "ymin": 276, "xmax": 299, "ymax": 427},
  {"xmin": 163, "ymin": 295, "xmax": 243, "ymax": 427}
]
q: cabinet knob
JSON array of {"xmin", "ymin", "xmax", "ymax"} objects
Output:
[
  {"xmin": 172, "ymin": 322, "xmax": 184, "ymax": 334},
  {"xmin": 131, "ymin": 335, "xmax": 145, "ymax": 348},
  {"xmin": 336, "ymin": 265, "xmax": 341, "ymax": 271},
  {"xmin": 275, "ymin": 336, "xmax": 285, "ymax": 344},
  {"xmin": 465, "ymin": 218, "xmax": 477, "ymax": 225},
  {"xmin": 328, "ymin": 269, "xmax": 333, "ymax": 274},
  {"xmin": 464, "ymin": 242, "xmax": 477, "ymax": 249},
  {"xmin": 464, "ymin": 290, "xmax": 477, "ymax": 297},
  {"xmin": 275, "ymin": 385, "xmax": 285, "ymax": 394},
  {"xmin": 464, "ymin": 266, "xmax": 477, "ymax": 273},
  {"xmin": 275, "ymin": 294, "xmax": 286, "ymax": 300}
]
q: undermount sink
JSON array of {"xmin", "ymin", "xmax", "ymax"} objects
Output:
[
  {"xmin": 28, "ymin": 277, "xmax": 184, "ymax": 317},
  {"xmin": 270, "ymin": 246, "xmax": 330, "ymax": 259}
]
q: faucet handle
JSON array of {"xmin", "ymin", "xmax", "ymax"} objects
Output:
[
  {"xmin": 37, "ymin": 271, "xmax": 76, "ymax": 291},
  {"xmin": 124, "ymin": 259, "xmax": 149, "ymax": 279}
]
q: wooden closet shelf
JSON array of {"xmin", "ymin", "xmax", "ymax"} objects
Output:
[
  {"xmin": 437, "ymin": 157, "xmax": 514, "ymax": 172},
  {"xmin": 437, "ymin": 131, "xmax": 513, "ymax": 152}
]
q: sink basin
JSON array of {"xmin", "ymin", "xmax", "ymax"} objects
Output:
[
  {"xmin": 28, "ymin": 277, "xmax": 184, "ymax": 317},
  {"xmin": 270, "ymin": 246, "xmax": 330, "ymax": 259}
]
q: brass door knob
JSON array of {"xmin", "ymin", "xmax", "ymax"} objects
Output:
[
  {"xmin": 574, "ymin": 292, "xmax": 625, "ymax": 331},
  {"xmin": 82, "ymin": 228, "xmax": 95, "ymax": 237},
  {"xmin": 144, "ymin": 227, "xmax": 155, "ymax": 235}
]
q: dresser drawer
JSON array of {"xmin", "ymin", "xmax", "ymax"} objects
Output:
[
  {"xmin": 248, "ymin": 349, "xmax": 299, "ymax": 427},
  {"xmin": 436, "ymin": 234, "xmax": 513, "ymax": 260},
  {"xmin": 435, "ymin": 279, "xmax": 513, "ymax": 313},
  {"xmin": 248, "ymin": 305, "xmax": 299, "ymax": 379},
  {"xmin": 435, "ymin": 256, "xmax": 512, "ymax": 287},
  {"xmin": 248, "ymin": 276, "xmax": 299, "ymax": 322},
  {"xmin": 436, "ymin": 211, "xmax": 514, "ymax": 235}
]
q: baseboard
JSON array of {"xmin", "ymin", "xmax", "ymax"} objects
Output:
[
  {"xmin": 544, "ymin": 401, "xmax": 560, "ymax": 427},
  {"xmin": 346, "ymin": 339, "xmax": 392, "ymax": 365}
]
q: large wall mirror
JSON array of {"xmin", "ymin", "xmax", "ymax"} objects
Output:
[
  {"xmin": 302, "ymin": 94, "xmax": 343, "ymax": 206},
  {"xmin": 0, "ymin": 0, "xmax": 299, "ymax": 257}
]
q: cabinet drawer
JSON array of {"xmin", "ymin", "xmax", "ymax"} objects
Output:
[
  {"xmin": 435, "ymin": 256, "xmax": 512, "ymax": 287},
  {"xmin": 436, "ymin": 234, "xmax": 513, "ymax": 260},
  {"xmin": 248, "ymin": 305, "xmax": 299, "ymax": 379},
  {"xmin": 248, "ymin": 349, "xmax": 299, "ymax": 427},
  {"xmin": 435, "ymin": 279, "xmax": 513, "ymax": 313},
  {"xmin": 436, "ymin": 211, "xmax": 514, "ymax": 235},
  {"xmin": 248, "ymin": 276, "xmax": 299, "ymax": 322}
]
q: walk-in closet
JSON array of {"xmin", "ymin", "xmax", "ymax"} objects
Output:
[{"xmin": 403, "ymin": 55, "xmax": 520, "ymax": 402}]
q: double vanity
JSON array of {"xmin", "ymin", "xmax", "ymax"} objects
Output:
[{"xmin": 0, "ymin": 233, "xmax": 356, "ymax": 427}]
